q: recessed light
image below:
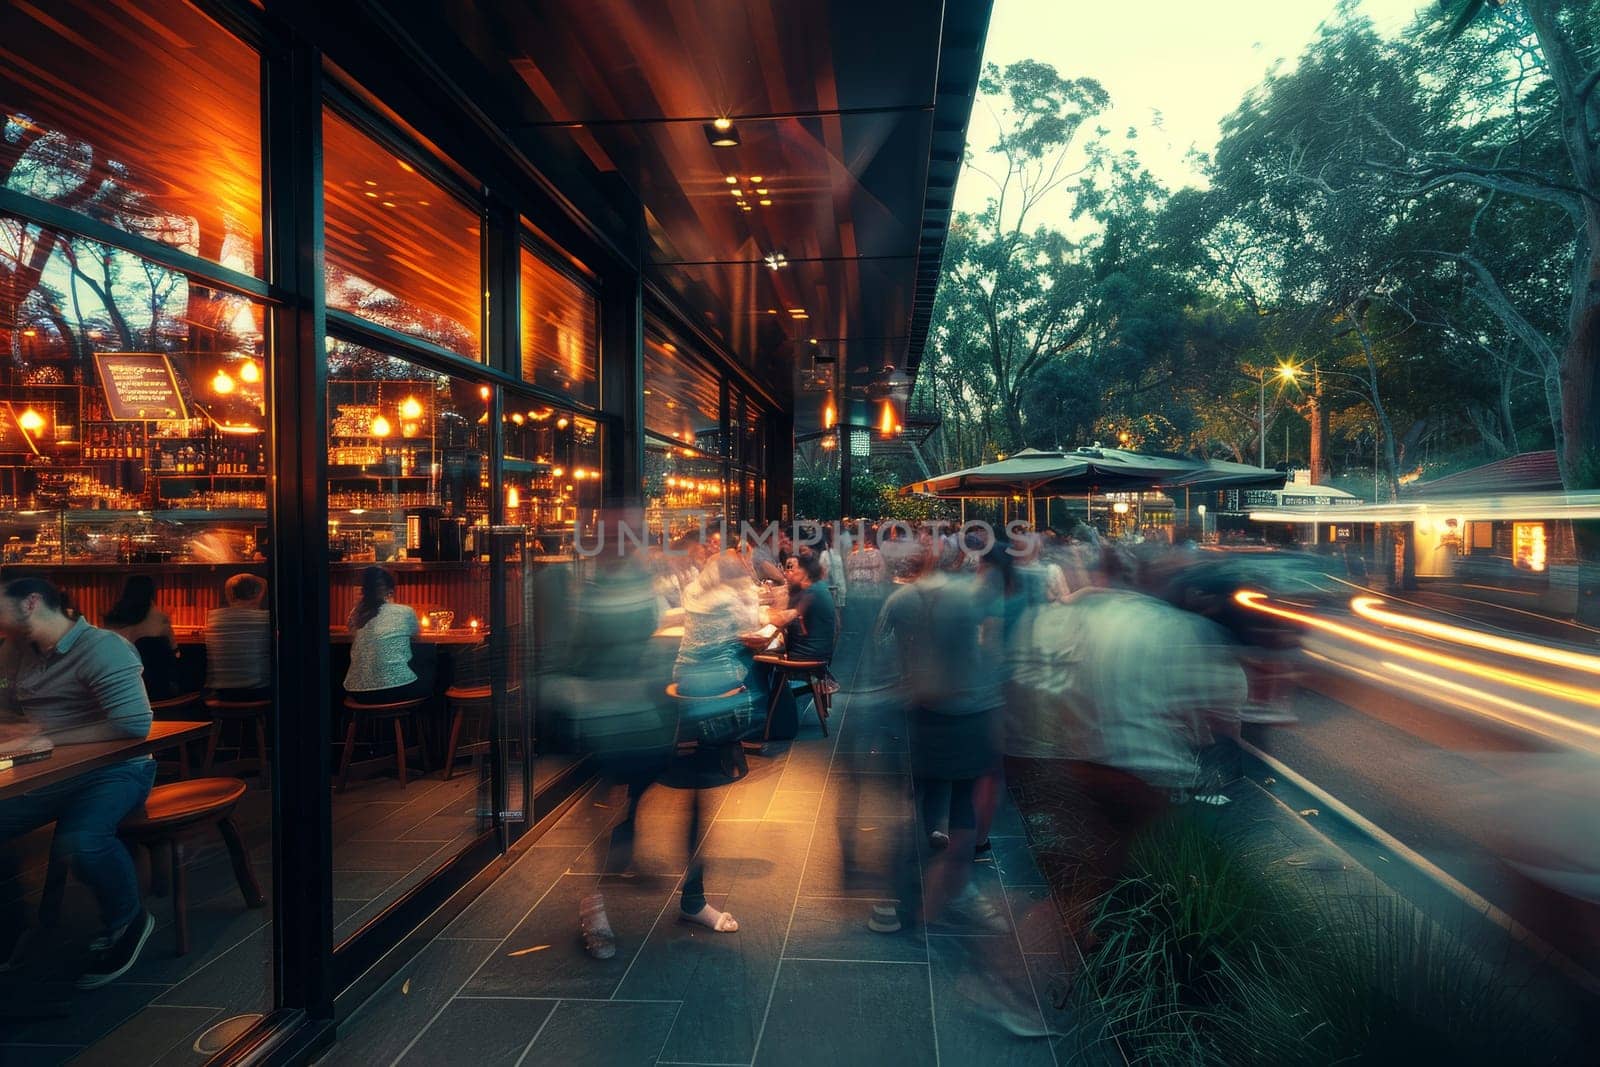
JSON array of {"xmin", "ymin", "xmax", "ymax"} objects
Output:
[
  {"xmin": 730, "ymin": 189, "xmax": 743, "ymax": 197},
  {"xmin": 758, "ymin": 199, "xmax": 772, "ymax": 206},
  {"xmin": 725, "ymin": 175, "xmax": 738, "ymax": 184},
  {"xmin": 750, "ymin": 175, "xmax": 763, "ymax": 183},
  {"xmin": 755, "ymin": 188, "xmax": 768, "ymax": 195},
  {"xmin": 704, "ymin": 120, "xmax": 739, "ymax": 147}
]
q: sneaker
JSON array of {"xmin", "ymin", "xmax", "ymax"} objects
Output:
[
  {"xmin": 0, "ymin": 926, "xmax": 33, "ymax": 974},
  {"xmin": 940, "ymin": 886, "xmax": 1010, "ymax": 933},
  {"xmin": 929, "ymin": 830, "xmax": 950, "ymax": 851},
  {"xmin": 76, "ymin": 911, "xmax": 154, "ymax": 990},
  {"xmin": 867, "ymin": 903, "xmax": 902, "ymax": 934},
  {"xmin": 579, "ymin": 893, "xmax": 616, "ymax": 961}
]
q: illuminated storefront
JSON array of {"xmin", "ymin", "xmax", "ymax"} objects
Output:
[{"xmin": 0, "ymin": 0, "xmax": 979, "ymax": 1060}]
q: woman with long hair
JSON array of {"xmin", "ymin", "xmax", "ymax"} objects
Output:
[
  {"xmin": 104, "ymin": 575, "xmax": 180, "ymax": 699},
  {"xmin": 343, "ymin": 566, "xmax": 423, "ymax": 704}
]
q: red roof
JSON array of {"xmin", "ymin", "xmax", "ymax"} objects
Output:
[{"xmin": 1407, "ymin": 451, "xmax": 1561, "ymax": 498}]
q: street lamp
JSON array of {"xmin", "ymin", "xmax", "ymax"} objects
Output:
[{"xmin": 1252, "ymin": 363, "xmax": 1299, "ymax": 468}]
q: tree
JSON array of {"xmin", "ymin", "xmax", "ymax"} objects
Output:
[{"xmin": 926, "ymin": 61, "xmax": 1110, "ymax": 452}]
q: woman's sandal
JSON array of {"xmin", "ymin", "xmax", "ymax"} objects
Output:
[
  {"xmin": 580, "ymin": 893, "xmax": 617, "ymax": 960},
  {"xmin": 680, "ymin": 904, "xmax": 739, "ymax": 932}
]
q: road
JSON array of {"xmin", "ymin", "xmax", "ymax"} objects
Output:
[{"xmin": 1232, "ymin": 585, "xmax": 1600, "ymax": 980}]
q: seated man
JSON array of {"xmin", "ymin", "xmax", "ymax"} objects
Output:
[
  {"xmin": 777, "ymin": 550, "xmax": 837, "ymax": 663},
  {"xmin": 0, "ymin": 578, "xmax": 156, "ymax": 988},
  {"xmin": 760, "ymin": 552, "xmax": 838, "ymax": 739},
  {"xmin": 204, "ymin": 573, "xmax": 272, "ymax": 701}
]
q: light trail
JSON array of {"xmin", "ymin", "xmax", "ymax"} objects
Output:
[
  {"xmin": 1234, "ymin": 590, "xmax": 1600, "ymax": 708},
  {"xmin": 1349, "ymin": 596, "xmax": 1600, "ymax": 677}
]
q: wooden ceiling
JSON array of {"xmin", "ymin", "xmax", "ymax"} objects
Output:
[{"xmin": 427, "ymin": 0, "xmax": 989, "ymax": 431}]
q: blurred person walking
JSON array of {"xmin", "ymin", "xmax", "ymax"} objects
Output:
[
  {"xmin": 1007, "ymin": 581, "xmax": 1246, "ymax": 945},
  {"xmin": 545, "ymin": 537, "xmax": 740, "ymax": 962}
]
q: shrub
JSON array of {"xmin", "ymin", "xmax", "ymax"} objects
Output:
[{"xmin": 1069, "ymin": 809, "xmax": 1582, "ymax": 1066}]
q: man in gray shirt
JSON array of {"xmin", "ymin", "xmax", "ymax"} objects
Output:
[{"xmin": 0, "ymin": 577, "xmax": 156, "ymax": 989}]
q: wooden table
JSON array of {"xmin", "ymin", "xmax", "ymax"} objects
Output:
[{"xmin": 0, "ymin": 720, "xmax": 215, "ymax": 801}]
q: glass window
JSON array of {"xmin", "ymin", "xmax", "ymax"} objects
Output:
[
  {"xmin": 1, "ymin": 2, "xmax": 263, "ymax": 275},
  {"xmin": 502, "ymin": 401, "xmax": 603, "ymax": 556},
  {"xmin": 520, "ymin": 245, "xmax": 597, "ymax": 407},
  {"xmin": 324, "ymin": 341, "xmax": 495, "ymax": 945},
  {"xmin": 0, "ymin": 221, "xmax": 274, "ymax": 1054},
  {"xmin": 323, "ymin": 111, "xmax": 483, "ymax": 360},
  {"xmin": 644, "ymin": 335, "xmax": 720, "ymax": 452},
  {"xmin": 644, "ymin": 433, "xmax": 724, "ymax": 544}
]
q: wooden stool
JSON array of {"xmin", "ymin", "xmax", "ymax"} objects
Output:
[
  {"xmin": 150, "ymin": 693, "xmax": 204, "ymax": 778},
  {"xmin": 754, "ymin": 655, "xmax": 832, "ymax": 738},
  {"xmin": 442, "ymin": 684, "xmax": 492, "ymax": 780},
  {"xmin": 41, "ymin": 778, "xmax": 264, "ymax": 955},
  {"xmin": 666, "ymin": 682, "xmax": 751, "ymax": 777},
  {"xmin": 338, "ymin": 696, "xmax": 429, "ymax": 792},
  {"xmin": 202, "ymin": 698, "xmax": 271, "ymax": 778}
]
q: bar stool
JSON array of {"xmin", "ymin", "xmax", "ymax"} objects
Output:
[
  {"xmin": 753, "ymin": 655, "xmax": 832, "ymax": 738},
  {"xmin": 338, "ymin": 696, "xmax": 430, "ymax": 792},
  {"xmin": 150, "ymin": 692, "xmax": 204, "ymax": 778},
  {"xmin": 202, "ymin": 697, "xmax": 271, "ymax": 778},
  {"xmin": 666, "ymin": 682, "xmax": 751, "ymax": 778},
  {"xmin": 442, "ymin": 684, "xmax": 491, "ymax": 780},
  {"xmin": 41, "ymin": 777, "xmax": 264, "ymax": 955}
]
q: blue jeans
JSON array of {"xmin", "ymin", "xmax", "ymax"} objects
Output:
[{"xmin": 0, "ymin": 759, "xmax": 156, "ymax": 934}]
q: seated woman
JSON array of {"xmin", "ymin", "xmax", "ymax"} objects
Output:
[
  {"xmin": 673, "ymin": 550, "xmax": 774, "ymax": 749},
  {"xmin": 344, "ymin": 566, "xmax": 424, "ymax": 704},
  {"xmin": 103, "ymin": 575, "xmax": 181, "ymax": 700}
]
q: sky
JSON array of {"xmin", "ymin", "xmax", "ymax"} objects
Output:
[{"xmin": 955, "ymin": 0, "xmax": 1431, "ymax": 219}]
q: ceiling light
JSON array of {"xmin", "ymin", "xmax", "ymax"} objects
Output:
[
  {"xmin": 724, "ymin": 175, "xmax": 738, "ymax": 185},
  {"xmin": 730, "ymin": 189, "xmax": 743, "ymax": 196},
  {"xmin": 741, "ymin": 204, "xmax": 752, "ymax": 211},
  {"xmin": 758, "ymin": 199, "xmax": 772, "ymax": 206},
  {"xmin": 704, "ymin": 120, "xmax": 740, "ymax": 147},
  {"xmin": 763, "ymin": 252, "xmax": 789, "ymax": 270},
  {"xmin": 750, "ymin": 175, "xmax": 763, "ymax": 183},
  {"xmin": 755, "ymin": 188, "xmax": 768, "ymax": 196}
]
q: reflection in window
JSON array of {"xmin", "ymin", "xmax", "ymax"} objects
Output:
[
  {"xmin": 644, "ymin": 334, "xmax": 721, "ymax": 452},
  {"xmin": 324, "ymin": 111, "xmax": 482, "ymax": 360},
  {"xmin": 502, "ymin": 401, "xmax": 603, "ymax": 555},
  {"xmin": 0, "ymin": 218, "xmax": 267, "ymax": 517},
  {"xmin": 1, "ymin": 2, "xmax": 263, "ymax": 275},
  {"xmin": 520, "ymin": 246, "xmax": 597, "ymax": 406}
]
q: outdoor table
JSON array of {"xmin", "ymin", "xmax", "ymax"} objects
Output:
[{"xmin": 0, "ymin": 720, "xmax": 215, "ymax": 801}]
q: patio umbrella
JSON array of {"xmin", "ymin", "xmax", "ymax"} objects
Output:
[{"xmin": 900, "ymin": 448, "xmax": 1094, "ymax": 498}]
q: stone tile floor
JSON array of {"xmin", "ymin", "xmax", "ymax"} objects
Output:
[{"xmin": 323, "ymin": 635, "xmax": 1094, "ymax": 1067}]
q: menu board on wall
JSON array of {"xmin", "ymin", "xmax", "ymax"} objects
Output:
[{"xmin": 93, "ymin": 353, "xmax": 187, "ymax": 420}]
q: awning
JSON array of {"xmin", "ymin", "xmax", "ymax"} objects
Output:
[
  {"xmin": 903, "ymin": 446, "xmax": 1284, "ymax": 498},
  {"xmin": 1249, "ymin": 491, "xmax": 1600, "ymax": 525}
]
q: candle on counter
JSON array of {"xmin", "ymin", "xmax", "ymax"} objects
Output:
[{"xmin": 469, "ymin": 617, "xmax": 480, "ymax": 632}]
